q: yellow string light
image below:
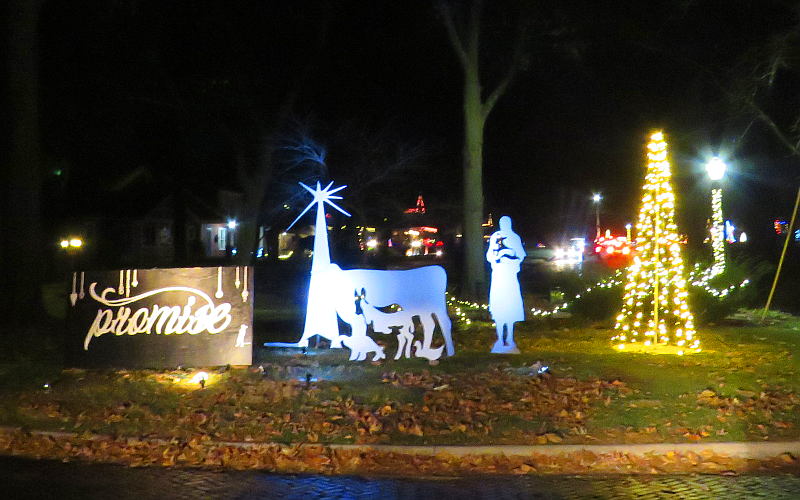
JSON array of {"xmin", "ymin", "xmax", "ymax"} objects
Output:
[
  {"xmin": 710, "ymin": 188, "xmax": 725, "ymax": 276},
  {"xmin": 612, "ymin": 131, "xmax": 700, "ymax": 354},
  {"xmin": 447, "ymin": 262, "xmax": 746, "ymax": 329}
]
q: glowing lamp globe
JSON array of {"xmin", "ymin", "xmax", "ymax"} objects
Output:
[{"xmin": 706, "ymin": 157, "xmax": 726, "ymax": 181}]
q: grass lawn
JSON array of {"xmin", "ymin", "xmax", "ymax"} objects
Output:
[{"xmin": 1, "ymin": 309, "xmax": 799, "ymax": 447}]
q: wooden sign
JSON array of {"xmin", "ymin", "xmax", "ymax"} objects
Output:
[{"xmin": 67, "ymin": 266, "xmax": 253, "ymax": 368}]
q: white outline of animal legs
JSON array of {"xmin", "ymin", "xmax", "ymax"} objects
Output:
[
  {"xmin": 412, "ymin": 314, "xmax": 444, "ymax": 361},
  {"xmin": 395, "ymin": 326, "xmax": 414, "ymax": 360},
  {"xmin": 436, "ymin": 313, "xmax": 454, "ymax": 357},
  {"xmin": 341, "ymin": 334, "xmax": 385, "ymax": 361},
  {"xmin": 356, "ymin": 292, "xmax": 446, "ymax": 361},
  {"xmin": 355, "ymin": 289, "xmax": 420, "ymax": 360}
]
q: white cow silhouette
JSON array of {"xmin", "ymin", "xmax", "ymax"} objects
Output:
[{"xmin": 319, "ymin": 264, "xmax": 453, "ymax": 361}]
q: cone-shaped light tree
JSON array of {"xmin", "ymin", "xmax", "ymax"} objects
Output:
[
  {"xmin": 288, "ymin": 181, "xmax": 351, "ymax": 348},
  {"xmin": 612, "ymin": 131, "xmax": 700, "ymax": 355}
]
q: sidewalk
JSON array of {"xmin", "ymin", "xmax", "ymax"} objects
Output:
[{"xmin": 4, "ymin": 455, "xmax": 800, "ymax": 500}]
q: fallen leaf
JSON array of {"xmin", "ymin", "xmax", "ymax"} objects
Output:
[{"xmin": 545, "ymin": 433, "xmax": 562, "ymax": 443}]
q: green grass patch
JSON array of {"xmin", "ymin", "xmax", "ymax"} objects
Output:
[{"xmin": 3, "ymin": 308, "xmax": 800, "ymax": 445}]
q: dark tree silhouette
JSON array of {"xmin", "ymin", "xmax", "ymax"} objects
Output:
[
  {"xmin": 438, "ymin": 0, "xmax": 526, "ymax": 299},
  {"xmin": 3, "ymin": 0, "xmax": 46, "ymax": 330}
]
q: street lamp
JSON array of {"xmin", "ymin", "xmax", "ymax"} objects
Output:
[
  {"xmin": 60, "ymin": 237, "xmax": 83, "ymax": 249},
  {"xmin": 706, "ymin": 157, "xmax": 726, "ymax": 275},
  {"xmin": 59, "ymin": 236, "xmax": 84, "ymax": 272},
  {"xmin": 592, "ymin": 193, "xmax": 602, "ymax": 239},
  {"xmin": 226, "ymin": 219, "xmax": 238, "ymax": 256},
  {"xmin": 706, "ymin": 157, "xmax": 726, "ymax": 181}
]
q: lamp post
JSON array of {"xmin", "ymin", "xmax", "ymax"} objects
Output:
[
  {"xmin": 592, "ymin": 193, "xmax": 602, "ymax": 240},
  {"xmin": 706, "ymin": 157, "xmax": 726, "ymax": 276},
  {"xmin": 227, "ymin": 219, "xmax": 238, "ymax": 256}
]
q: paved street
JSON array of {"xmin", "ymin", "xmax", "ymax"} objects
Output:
[{"xmin": 3, "ymin": 456, "xmax": 800, "ymax": 499}]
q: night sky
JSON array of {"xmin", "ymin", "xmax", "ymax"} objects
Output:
[{"xmin": 36, "ymin": 0, "xmax": 800, "ymax": 254}]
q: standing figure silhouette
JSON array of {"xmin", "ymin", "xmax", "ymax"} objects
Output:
[{"xmin": 486, "ymin": 216, "xmax": 525, "ymax": 353}]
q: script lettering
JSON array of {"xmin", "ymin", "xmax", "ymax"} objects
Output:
[{"xmin": 83, "ymin": 283, "xmax": 235, "ymax": 350}]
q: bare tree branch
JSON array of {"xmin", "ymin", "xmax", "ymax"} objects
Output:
[
  {"xmin": 483, "ymin": 23, "xmax": 526, "ymax": 118},
  {"xmin": 467, "ymin": 0, "xmax": 483, "ymax": 60},
  {"xmin": 743, "ymin": 94, "xmax": 800, "ymax": 157},
  {"xmin": 630, "ymin": 36, "xmax": 800, "ymax": 158},
  {"xmin": 438, "ymin": 1, "xmax": 468, "ymax": 69}
]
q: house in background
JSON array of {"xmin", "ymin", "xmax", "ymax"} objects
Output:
[
  {"xmin": 57, "ymin": 187, "xmax": 248, "ymax": 270},
  {"xmin": 198, "ymin": 190, "xmax": 244, "ymax": 259}
]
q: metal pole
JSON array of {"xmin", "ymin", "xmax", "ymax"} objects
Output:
[
  {"xmin": 595, "ymin": 203, "xmax": 600, "ymax": 239},
  {"xmin": 654, "ymin": 179, "xmax": 660, "ymax": 337},
  {"xmin": 761, "ymin": 185, "xmax": 800, "ymax": 322}
]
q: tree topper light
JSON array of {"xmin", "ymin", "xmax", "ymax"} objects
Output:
[{"xmin": 289, "ymin": 181, "xmax": 351, "ymax": 348}]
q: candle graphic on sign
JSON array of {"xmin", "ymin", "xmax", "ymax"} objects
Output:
[
  {"xmin": 241, "ymin": 267, "xmax": 249, "ymax": 302},
  {"xmin": 70, "ymin": 272, "xmax": 78, "ymax": 306},
  {"xmin": 216, "ymin": 267, "xmax": 224, "ymax": 299}
]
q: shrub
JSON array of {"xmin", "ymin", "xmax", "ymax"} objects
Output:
[
  {"xmin": 689, "ymin": 258, "xmax": 772, "ymax": 325},
  {"xmin": 567, "ymin": 283, "xmax": 622, "ymax": 322},
  {"xmin": 563, "ymin": 257, "xmax": 771, "ymax": 325},
  {"xmin": 557, "ymin": 265, "xmax": 623, "ymax": 323}
]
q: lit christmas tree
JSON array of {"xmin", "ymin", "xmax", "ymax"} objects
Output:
[{"xmin": 612, "ymin": 131, "xmax": 700, "ymax": 355}]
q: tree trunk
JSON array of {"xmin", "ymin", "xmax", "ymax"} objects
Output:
[
  {"xmin": 233, "ymin": 216, "xmax": 258, "ymax": 266},
  {"xmin": 461, "ymin": 62, "xmax": 487, "ymax": 299},
  {"xmin": 171, "ymin": 187, "xmax": 187, "ymax": 266},
  {"xmin": 232, "ymin": 172, "xmax": 268, "ymax": 266},
  {"xmin": 3, "ymin": 0, "xmax": 45, "ymax": 330}
]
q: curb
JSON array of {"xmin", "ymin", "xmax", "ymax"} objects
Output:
[
  {"xmin": 324, "ymin": 442, "xmax": 800, "ymax": 460},
  {"xmin": 3, "ymin": 427, "xmax": 799, "ymax": 460}
]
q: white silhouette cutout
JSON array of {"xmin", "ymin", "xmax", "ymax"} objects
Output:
[
  {"xmin": 264, "ymin": 181, "xmax": 454, "ymax": 362},
  {"xmin": 486, "ymin": 215, "xmax": 525, "ymax": 354},
  {"xmin": 319, "ymin": 264, "xmax": 452, "ymax": 361},
  {"xmin": 292, "ymin": 182, "xmax": 352, "ymax": 348},
  {"xmin": 340, "ymin": 328, "xmax": 386, "ymax": 361}
]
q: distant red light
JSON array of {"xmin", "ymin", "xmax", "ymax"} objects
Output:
[{"xmin": 595, "ymin": 233, "xmax": 634, "ymax": 260}]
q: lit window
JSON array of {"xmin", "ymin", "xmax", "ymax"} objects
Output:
[{"xmin": 218, "ymin": 227, "xmax": 227, "ymax": 251}]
